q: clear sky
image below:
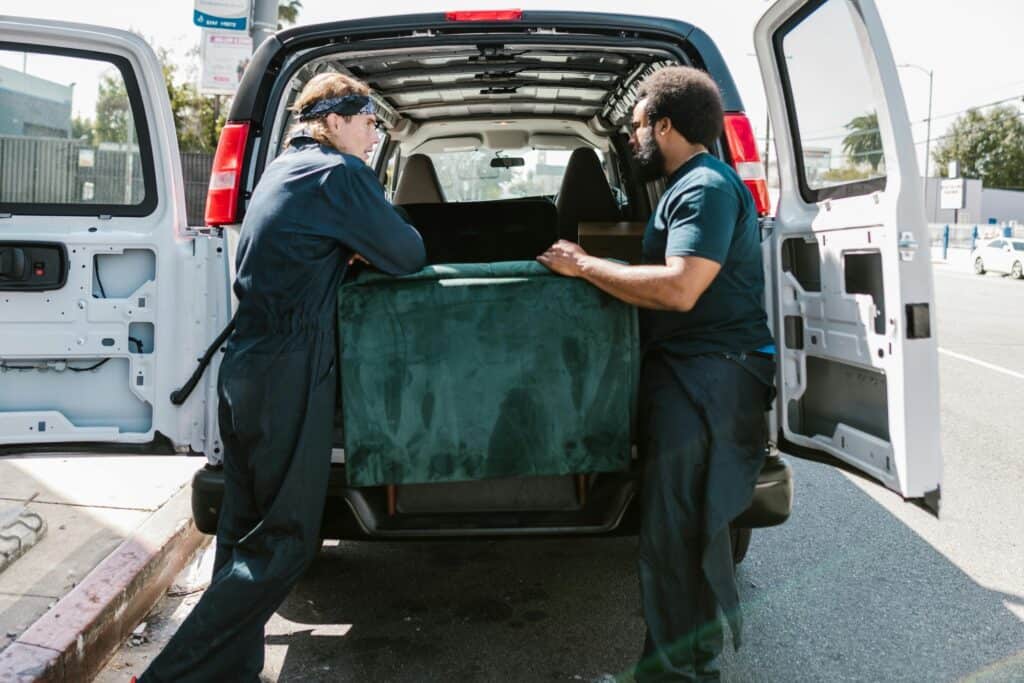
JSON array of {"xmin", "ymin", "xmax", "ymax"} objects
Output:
[{"xmin": 3, "ymin": 0, "xmax": 1021, "ymax": 174}]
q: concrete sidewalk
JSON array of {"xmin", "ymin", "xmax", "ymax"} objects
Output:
[
  {"xmin": 930, "ymin": 245, "xmax": 973, "ymax": 271},
  {"xmin": 0, "ymin": 454, "xmax": 206, "ymax": 682}
]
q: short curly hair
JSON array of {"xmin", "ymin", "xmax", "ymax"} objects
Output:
[{"xmin": 636, "ymin": 66, "xmax": 724, "ymax": 148}]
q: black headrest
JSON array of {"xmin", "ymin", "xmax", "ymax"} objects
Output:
[{"xmin": 555, "ymin": 147, "xmax": 620, "ymax": 240}]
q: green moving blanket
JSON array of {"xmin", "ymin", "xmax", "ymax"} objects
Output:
[{"xmin": 338, "ymin": 261, "xmax": 638, "ymax": 486}]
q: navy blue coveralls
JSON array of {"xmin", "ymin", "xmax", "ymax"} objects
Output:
[
  {"xmin": 141, "ymin": 133, "xmax": 425, "ymax": 682},
  {"xmin": 633, "ymin": 152, "xmax": 775, "ymax": 682}
]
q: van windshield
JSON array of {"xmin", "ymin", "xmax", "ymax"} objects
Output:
[{"xmin": 426, "ymin": 148, "xmax": 603, "ymax": 203}]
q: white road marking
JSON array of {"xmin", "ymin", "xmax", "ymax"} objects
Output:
[{"xmin": 938, "ymin": 347, "xmax": 1024, "ymax": 381}]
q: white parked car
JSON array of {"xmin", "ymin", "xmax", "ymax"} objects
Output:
[{"xmin": 973, "ymin": 238, "xmax": 1024, "ymax": 279}]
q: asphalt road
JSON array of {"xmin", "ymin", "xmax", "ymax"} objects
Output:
[{"xmin": 99, "ymin": 264, "xmax": 1024, "ymax": 682}]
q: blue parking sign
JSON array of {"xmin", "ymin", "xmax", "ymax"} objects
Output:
[{"xmin": 194, "ymin": 0, "xmax": 250, "ymax": 31}]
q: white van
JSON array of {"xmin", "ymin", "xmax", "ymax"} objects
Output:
[{"xmin": 0, "ymin": 0, "xmax": 942, "ymax": 560}]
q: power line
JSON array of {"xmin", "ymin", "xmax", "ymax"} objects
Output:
[{"xmin": 909, "ymin": 93, "xmax": 1024, "ymax": 126}]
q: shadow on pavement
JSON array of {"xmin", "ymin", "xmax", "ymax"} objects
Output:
[{"xmin": 263, "ymin": 459, "xmax": 1023, "ymax": 682}]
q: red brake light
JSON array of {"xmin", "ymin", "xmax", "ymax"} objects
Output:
[
  {"xmin": 723, "ymin": 113, "xmax": 770, "ymax": 217},
  {"xmin": 205, "ymin": 122, "xmax": 250, "ymax": 226},
  {"xmin": 445, "ymin": 9, "xmax": 522, "ymax": 21}
]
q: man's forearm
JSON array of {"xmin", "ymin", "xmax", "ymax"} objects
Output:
[{"xmin": 577, "ymin": 256, "xmax": 688, "ymax": 311}]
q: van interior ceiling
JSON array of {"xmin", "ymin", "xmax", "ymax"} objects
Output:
[{"xmin": 267, "ymin": 40, "xmax": 684, "ymax": 176}]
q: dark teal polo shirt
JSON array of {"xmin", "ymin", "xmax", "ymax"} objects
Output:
[{"xmin": 640, "ymin": 152, "xmax": 773, "ymax": 357}]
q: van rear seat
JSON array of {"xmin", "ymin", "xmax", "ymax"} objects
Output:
[{"xmin": 399, "ymin": 200, "xmax": 558, "ymax": 264}]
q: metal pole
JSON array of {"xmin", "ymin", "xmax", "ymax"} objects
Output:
[
  {"xmin": 251, "ymin": 0, "xmax": 277, "ymax": 52},
  {"xmin": 924, "ymin": 69, "xmax": 934, "ymax": 221},
  {"xmin": 898, "ymin": 64, "xmax": 935, "ymax": 220}
]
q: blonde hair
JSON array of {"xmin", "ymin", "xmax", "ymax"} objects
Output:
[{"xmin": 287, "ymin": 72, "xmax": 371, "ymax": 147}]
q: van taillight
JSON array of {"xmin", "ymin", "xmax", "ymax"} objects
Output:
[
  {"xmin": 205, "ymin": 122, "xmax": 250, "ymax": 226},
  {"xmin": 723, "ymin": 113, "xmax": 770, "ymax": 217},
  {"xmin": 445, "ymin": 9, "xmax": 522, "ymax": 21}
]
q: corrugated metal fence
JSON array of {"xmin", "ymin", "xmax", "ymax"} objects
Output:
[
  {"xmin": 0, "ymin": 135, "xmax": 213, "ymax": 226},
  {"xmin": 180, "ymin": 151, "xmax": 214, "ymax": 226}
]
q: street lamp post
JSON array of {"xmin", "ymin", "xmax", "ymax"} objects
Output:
[{"xmin": 898, "ymin": 63, "xmax": 933, "ymax": 217}]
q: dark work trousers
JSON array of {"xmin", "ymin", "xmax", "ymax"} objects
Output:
[
  {"xmin": 634, "ymin": 351, "xmax": 774, "ymax": 682},
  {"xmin": 140, "ymin": 319, "xmax": 336, "ymax": 683}
]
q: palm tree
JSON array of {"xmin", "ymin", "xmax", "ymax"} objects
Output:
[
  {"xmin": 278, "ymin": 0, "xmax": 302, "ymax": 29},
  {"xmin": 841, "ymin": 111, "xmax": 883, "ymax": 172}
]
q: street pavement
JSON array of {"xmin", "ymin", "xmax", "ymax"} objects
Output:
[{"xmin": 98, "ymin": 264, "xmax": 1024, "ymax": 682}]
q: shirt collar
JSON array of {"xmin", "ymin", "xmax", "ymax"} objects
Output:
[{"xmin": 666, "ymin": 150, "xmax": 708, "ymax": 188}]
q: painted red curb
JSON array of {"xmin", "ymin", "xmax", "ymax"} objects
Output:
[{"xmin": 0, "ymin": 483, "xmax": 205, "ymax": 682}]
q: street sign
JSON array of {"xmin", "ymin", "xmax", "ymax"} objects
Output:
[
  {"xmin": 200, "ymin": 30, "xmax": 253, "ymax": 95},
  {"xmin": 194, "ymin": 0, "xmax": 251, "ymax": 31},
  {"xmin": 940, "ymin": 178, "xmax": 966, "ymax": 210}
]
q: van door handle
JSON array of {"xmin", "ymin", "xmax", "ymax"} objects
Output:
[{"xmin": 0, "ymin": 247, "xmax": 27, "ymax": 280}]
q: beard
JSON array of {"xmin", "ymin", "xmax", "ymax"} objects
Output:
[{"xmin": 634, "ymin": 132, "xmax": 666, "ymax": 182}]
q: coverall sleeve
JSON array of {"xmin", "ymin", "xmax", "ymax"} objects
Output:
[
  {"xmin": 662, "ymin": 185, "xmax": 738, "ymax": 265},
  {"xmin": 321, "ymin": 161, "xmax": 427, "ymax": 276}
]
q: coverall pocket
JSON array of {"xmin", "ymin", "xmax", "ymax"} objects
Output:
[{"xmin": 313, "ymin": 344, "xmax": 336, "ymax": 387}]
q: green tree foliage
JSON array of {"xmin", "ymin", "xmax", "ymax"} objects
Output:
[
  {"xmin": 278, "ymin": 0, "xmax": 303, "ymax": 29},
  {"xmin": 86, "ymin": 5, "xmax": 303, "ymax": 154},
  {"xmin": 93, "ymin": 73, "xmax": 132, "ymax": 144},
  {"xmin": 71, "ymin": 116, "xmax": 95, "ymax": 144},
  {"xmin": 841, "ymin": 111, "xmax": 883, "ymax": 172},
  {"xmin": 160, "ymin": 47, "xmax": 225, "ymax": 153},
  {"xmin": 932, "ymin": 106, "xmax": 1024, "ymax": 189}
]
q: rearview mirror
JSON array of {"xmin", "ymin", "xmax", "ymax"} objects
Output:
[{"xmin": 490, "ymin": 157, "xmax": 525, "ymax": 168}]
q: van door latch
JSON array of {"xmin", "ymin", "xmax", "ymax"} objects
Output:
[{"xmin": 898, "ymin": 232, "xmax": 918, "ymax": 261}]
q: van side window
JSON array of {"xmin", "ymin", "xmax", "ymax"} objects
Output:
[
  {"xmin": 777, "ymin": 0, "xmax": 887, "ymax": 202},
  {"xmin": 0, "ymin": 46, "xmax": 156, "ymax": 216}
]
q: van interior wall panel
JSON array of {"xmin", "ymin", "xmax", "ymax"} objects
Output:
[
  {"xmin": 128, "ymin": 322, "xmax": 155, "ymax": 354},
  {"xmin": 0, "ymin": 241, "xmax": 160, "ymax": 444},
  {"xmin": 92, "ymin": 250, "xmax": 156, "ymax": 298},
  {"xmin": 843, "ymin": 251, "xmax": 885, "ymax": 334},
  {"xmin": 0, "ymin": 358, "xmax": 153, "ymax": 433},
  {"xmin": 781, "ymin": 237, "xmax": 822, "ymax": 292},
  {"xmin": 338, "ymin": 261, "xmax": 638, "ymax": 487},
  {"xmin": 787, "ymin": 356, "xmax": 889, "ymax": 443}
]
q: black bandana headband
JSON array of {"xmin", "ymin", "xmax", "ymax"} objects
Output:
[{"xmin": 297, "ymin": 94, "xmax": 376, "ymax": 121}]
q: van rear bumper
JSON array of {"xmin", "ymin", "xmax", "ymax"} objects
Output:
[{"xmin": 191, "ymin": 454, "xmax": 793, "ymax": 539}]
